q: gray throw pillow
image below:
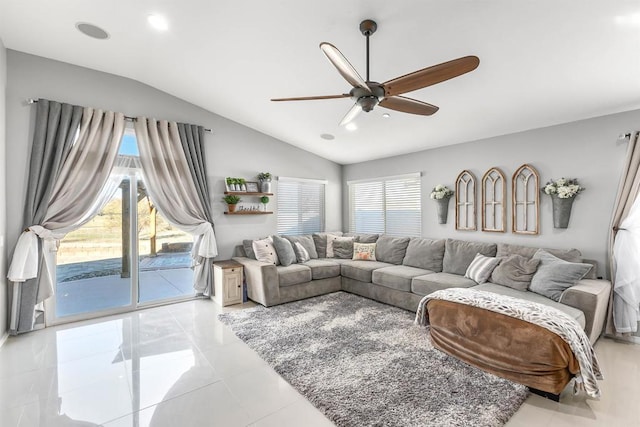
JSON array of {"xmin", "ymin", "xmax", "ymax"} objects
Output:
[
  {"xmin": 312, "ymin": 232, "xmax": 342, "ymax": 258},
  {"xmin": 285, "ymin": 235, "xmax": 318, "ymax": 259},
  {"xmin": 375, "ymin": 235, "xmax": 411, "ymax": 265},
  {"xmin": 402, "ymin": 238, "xmax": 445, "ymax": 272},
  {"xmin": 333, "ymin": 239, "xmax": 354, "ymax": 259},
  {"xmin": 442, "ymin": 239, "xmax": 497, "ymax": 275},
  {"xmin": 529, "ymin": 249, "xmax": 593, "ymax": 302},
  {"xmin": 490, "ymin": 254, "xmax": 541, "ymax": 291},
  {"xmin": 272, "ymin": 235, "xmax": 297, "ymax": 267},
  {"xmin": 243, "ymin": 239, "xmax": 257, "ymax": 259}
]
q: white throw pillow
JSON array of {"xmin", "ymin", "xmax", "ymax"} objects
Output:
[
  {"xmin": 464, "ymin": 253, "xmax": 501, "ymax": 284},
  {"xmin": 353, "ymin": 242, "xmax": 377, "ymax": 261},
  {"xmin": 294, "ymin": 242, "xmax": 310, "ymax": 263},
  {"xmin": 252, "ymin": 236, "xmax": 279, "ymax": 265},
  {"xmin": 326, "ymin": 236, "xmax": 354, "ymax": 258}
]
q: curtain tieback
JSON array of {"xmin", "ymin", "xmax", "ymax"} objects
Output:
[
  {"xmin": 7, "ymin": 225, "xmax": 59, "ymax": 282},
  {"xmin": 613, "ymin": 226, "xmax": 627, "ymax": 232}
]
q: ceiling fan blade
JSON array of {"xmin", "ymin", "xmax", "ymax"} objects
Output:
[
  {"xmin": 383, "ymin": 56, "xmax": 480, "ymax": 97},
  {"xmin": 271, "ymin": 94, "xmax": 350, "ymax": 102},
  {"xmin": 379, "ymin": 96, "xmax": 439, "ymax": 116},
  {"xmin": 339, "ymin": 103, "xmax": 362, "ymax": 126},
  {"xmin": 320, "ymin": 42, "xmax": 371, "ymax": 93}
]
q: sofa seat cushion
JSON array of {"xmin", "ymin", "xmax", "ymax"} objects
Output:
[
  {"xmin": 302, "ymin": 259, "xmax": 341, "ymax": 280},
  {"xmin": 372, "ymin": 265, "xmax": 435, "ymax": 292},
  {"xmin": 341, "ymin": 261, "xmax": 394, "ymax": 283},
  {"xmin": 276, "ymin": 264, "xmax": 312, "ymax": 287},
  {"xmin": 474, "ymin": 283, "xmax": 586, "ymax": 329},
  {"xmin": 411, "ymin": 272, "xmax": 477, "ymax": 296}
]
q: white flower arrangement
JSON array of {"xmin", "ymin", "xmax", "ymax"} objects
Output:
[
  {"xmin": 543, "ymin": 178, "xmax": 584, "ymax": 199},
  {"xmin": 430, "ymin": 184, "xmax": 454, "ymax": 200}
]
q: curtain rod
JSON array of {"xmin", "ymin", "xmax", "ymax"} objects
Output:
[{"xmin": 26, "ymin": 98, "xmax": 212, "ymax": 133}]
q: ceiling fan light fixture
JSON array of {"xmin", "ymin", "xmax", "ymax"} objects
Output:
[
  {"xmin": 382, "ymin": 113, "xmax": 391, "ymax": 118},
  {"xmin": 345, "ymin": 123, "xmax": 358, "ymax": 131}
]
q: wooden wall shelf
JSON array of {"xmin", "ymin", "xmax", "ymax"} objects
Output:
[
  {"xmin": 224, "ymin": 211, "xmax": 273, "ymax": 215},
  {"xmin": 224, "ymin": 192, "xmax": 273, "ymax": 196}
]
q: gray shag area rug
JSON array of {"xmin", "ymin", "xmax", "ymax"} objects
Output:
[{"xmin": 218, "ymin": 292, "xmax": 528, "ymax": 426}]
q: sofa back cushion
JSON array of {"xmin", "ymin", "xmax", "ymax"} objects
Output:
[
  {"xmin": 375, "ymin": 235, "xmax": 411, "ymax": 265},
  {"xmin": 442, "ymin": 239, "xmax": 497, "ymax": 275},
  {"xmin": 402, "ymin": 238, "xmax": 445, "ymax": 272},
  {"xmin": 243, "ymin": 239, "xmax": 257, "ymax": 259},
  {"xmin": 333, "ymin": 239, "xmax": 355, "ymax": 259},
  {"xmin": 344, "ymin": 233, "xmax": 379, "ymax": 243},
  {"xmin": 529, "ymin": 249, "xmax": 593, "ymax": 301},
  {"xmin": 284, "ymin": 235, "xmax": 318, "ymax": 259},
  {"xmin": 312, "ymin": 232, "xmax": 343, "ymax": 258},
  {"xmin": 496, "ymin": 243, "xmax": 581, "ymax": 263}
]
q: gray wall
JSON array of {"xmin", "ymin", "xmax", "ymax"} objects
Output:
[
  {"xmin": 5, "ymin": 50, "xmax": 342, "ymax": 266},
  {"xmin": 0, "ymin": 39, "xmax": 7, "ymax": 340},
  {"xmin": 343, "ymin": 111, "xmax": 639, "ymax": 277}
]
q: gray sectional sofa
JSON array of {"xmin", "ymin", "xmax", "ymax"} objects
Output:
[{"xmin": 232, "ymin": 233, "xmax": 611, "ymax": 344}]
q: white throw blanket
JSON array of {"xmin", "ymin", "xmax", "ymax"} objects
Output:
[{"xmin": 415, "ymin": 288, "xmax": 603, "ymax": 399}]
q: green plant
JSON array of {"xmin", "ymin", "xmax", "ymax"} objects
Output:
[
  {"xmin": 260, "ymin": 196, "xmax": 270, "ymax": 204},
  {"xmin": 226, "ymin": 177, "xmax": 232, "ymax": 185},
  {"xmin": 257, "ymin": 172, "xmax": 272, "ymax": 181},
  {"xmin": 223, "ymin": 195, "xmax": 241, "ymax": 204},
  {"xmin": 239, "ymin": 178, "xmax": 246, "ymax": 185}
]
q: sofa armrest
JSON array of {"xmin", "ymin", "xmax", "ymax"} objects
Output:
[
  {"xmin": 559, "ymin": 279, "xmax": 611, "ymax": 344},
  {"xmin": 232, "ymin": 257, "xmax": 280, "ymax": 306}
]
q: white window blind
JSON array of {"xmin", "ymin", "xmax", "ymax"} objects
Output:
[
  {"xmin": 349, "ymin": 173, "xmax": 422, "ymax": 237},
  {"xmin": 277, "ymin": 178, "xmax": 326, "ymax": 235}
]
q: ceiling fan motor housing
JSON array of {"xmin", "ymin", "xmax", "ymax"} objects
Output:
[{"xmin": 351, "ymin": 83, "xmax": 385, "ymax": 112}]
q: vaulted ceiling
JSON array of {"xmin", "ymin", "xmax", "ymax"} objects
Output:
[{"xmin": 1, "ymin": 1, "xmax": 639, "ymax": 164}]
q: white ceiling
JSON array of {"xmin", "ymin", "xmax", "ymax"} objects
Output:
[{"xmin": 1, "ymin": 1, "xmax": 639, "ymax": 164}]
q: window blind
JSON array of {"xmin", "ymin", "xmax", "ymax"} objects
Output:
[
  {"xmin": 277, "ymin": 178, "xmax": 326, "ymax": 235},
  {"xmin": 349, "ymin": 173, "xmax": 421, "ymax": 237}
]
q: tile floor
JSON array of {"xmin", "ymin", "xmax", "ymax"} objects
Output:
[{"xmin": 0, "ymin": 299, "xmax": 638, "ymax": 426}]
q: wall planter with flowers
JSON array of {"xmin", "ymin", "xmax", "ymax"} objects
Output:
[
  {"xmin": 430, "ymin": 184, "xmax": 455, "ymax": 224},
  {"xmin": 543, "ymin": 178, "xmax": 584, "ymax": 228}
]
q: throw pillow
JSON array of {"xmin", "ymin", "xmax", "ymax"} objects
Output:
[
  {"xmin": 242, "ymin": 239, "xmax": 257, "ymax": 259},
  {"xmin": 327, "ymin": 236, "xmax": 355, "ymax": 258},
  {"xmin": 529, "ymin": 250, "xmax": 593, "ymax": 302},
  {"xmin": 353, "ymin": 242, "xmax": 377, "ymax": 261},
  {"xmin": 490, "ymin": 254, "xmax": 541, "ymax": 291},
  {"xmin": 252, "ymin": 236, "xmax": 279, "ymax": 265},
  {"xmin": 333, "ymin": 239, "xmax": 355, "ymax": 259},
  {"xmin": 293, "ymin": 242, "xmax": 310, "ymax": 263},
  {"xmin": 312, "ymin": 232, "xmax": 343, "ymax": 258},
  {"xmin": 272, "ymin": 235, "xmax": 297, "ymax": 267},
  {"xmin": 464, "ymin": 253, "xmax": 501, "ymax": 284},
  {"xmin": 284, "ymin": 235, "xmax": 318, "ymax": 259}
]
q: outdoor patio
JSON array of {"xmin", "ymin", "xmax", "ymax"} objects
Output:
[{"xmin": 56, "ymin": 252, "xmax": 194, "ymax": 318}]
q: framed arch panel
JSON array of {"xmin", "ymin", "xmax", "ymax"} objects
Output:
[
  {"xmin": 482, "ymin": 167, "xmax": 506, "ymax": 232},
  {"xmin": 512, "ymin": 164, "xmax": 540, "ymax": 235},
  {"xmin": 455, "ymin": 170, "xmax": 477, "ymax": 231}
]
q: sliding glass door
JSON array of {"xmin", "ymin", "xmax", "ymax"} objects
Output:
[{"xmin": 52, "ymin": 132, "xmax": 195, "ymax": 324}]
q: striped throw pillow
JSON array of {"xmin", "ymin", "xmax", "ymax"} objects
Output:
[{"xmin": 464, "ymin": 253, "xmax": 501, "ymax": 284}]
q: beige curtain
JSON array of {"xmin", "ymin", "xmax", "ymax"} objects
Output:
[
  {"xmin": 8, "ymin": 106, "xmax": 125, "ymax": 333},
  {"xmin": 606, "ymin": 132, "xmax": 640, "ymax": 335},
  {"xmin": 134, "ymin": 118, "xmax": 218, "ymax": 294}
]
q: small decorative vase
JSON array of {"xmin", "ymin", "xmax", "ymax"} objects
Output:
[
  {"xmin": 227, "ymin": 204, "xmax": 237, "ymax": 213},
  {"xmin": 551, "ymin": 194, "xmax": 575, "ymax": 228},
  {"xmin": 260, "ymin": 181, "xmax": 272, "ymax": 193},
  {"xmin": 262, "ymin": 203, "xmax": 268, "ymax": 212},
  {"xmin": 240, "ymin": 184, "xmax": 247, "ymax": 192},
  {"xmin": 435, "ymin": 198, "xmax": 450, "ymax": 224}
]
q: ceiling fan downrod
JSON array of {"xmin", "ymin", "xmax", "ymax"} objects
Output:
[{"xmin": 359, "ymin": 19, "xmax": 377, "ymax": 82}]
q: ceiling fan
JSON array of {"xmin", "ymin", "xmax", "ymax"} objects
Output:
[{"xmin": 271, "ymin": 19, "xmax": 480, "ymax": 126}]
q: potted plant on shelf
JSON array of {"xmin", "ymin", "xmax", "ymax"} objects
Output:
[
  {"xmin": 430, "ymin": 184, "xmax": 455, "ymax": 224},
  {"xmin": 542, "ymin": 178, "xmax": 584, "ymax": 228},
  {"xmin": 258, "ymin": 172, "xmax": 272, "ymax": 193},
  {"xmin": 260, "ymin": 196, "xmax": 270, "ymax": 212},
  {"xmin": 222, "ymin": 195, "xmax": 241, "ymax": 213}
]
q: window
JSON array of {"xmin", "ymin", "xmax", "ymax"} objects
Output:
[
  {"xmin": 277, "ymin": 177, "xmax": 326, "ymax": 235},
  {"xmin": 349, "ymin": 173, "xmax": 421, "ymax": 237}
]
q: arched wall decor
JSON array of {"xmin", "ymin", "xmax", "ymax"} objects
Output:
[
  {"xmin": 482, "ymin": 167, "xmax": 506, "ymax": 232},
  {"xmin": 455, "ymin": 170, "xmax": 477, "ymax": 231},
  {"xmin": 512, "ymin": 164, "xmax": 540, "ymax": 235}
]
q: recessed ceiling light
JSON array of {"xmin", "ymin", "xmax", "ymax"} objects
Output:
[
  {"xmin": 75, "ymin": 22, "xmax": 110, "ymax": 40},
  {"xmin": 148, "ymin": 14, "xmax": 169, "ymax": 31},
  {"xmin": 382, "ymin": 113, "xmax": 390, "ymax": 118},
  {"xmin": 345, "ymin": 123, "xmax": 358, "ymax": 131},
  {"xmin": 320, "ymin": 133, "xmax": 335, "ymax": 140}
]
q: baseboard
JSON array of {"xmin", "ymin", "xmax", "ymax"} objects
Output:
[{"xmin": 0, "ymin": 331, "xmax": 9, "ymax": 349}]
